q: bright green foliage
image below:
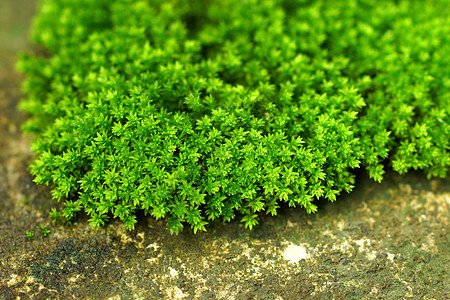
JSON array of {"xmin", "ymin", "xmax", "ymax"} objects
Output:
[
  {"xmin": 26, "ymin": 230, "xmax": 35, "ymax": 239},
  {"xmin": 19, "ymin": 0, "xmax": 449, "ymax": 234},
  {"xmin": 37, "ymin": 225, "xmax": 50, "ymax": 237}
]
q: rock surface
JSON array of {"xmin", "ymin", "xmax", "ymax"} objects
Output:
[{"xmin": 0, "ymin": 0, "xmax": 449, "ymax": 298}]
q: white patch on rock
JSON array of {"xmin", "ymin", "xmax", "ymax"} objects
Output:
[
  {"xmin": 169, "ymin": 266, "xmax": 178, "ymax": 277},
  {"xmin": 354, "ymin": 239, "xmax": 378, "ymax": 260},
  {"xmin": 387, "ymin": 253, "xmax": 396, "ymax": 262},
  {"xmin": 7, "ymin": 274, "xmax": 18, "ymax": 286},
  {"xmin": 146, "ymin": 242, "xmax": 159, "ymax": 251},
  {"xmin": 282, "ymin": 243, "xmax": 310, "ymax": 263},
  {"xmin": 167, "ymin": 286, "xmax": 187, "ymax": 299},
  {"xmin": 354, "ymin": 238, "xmax": 371, "ymax": 252}
]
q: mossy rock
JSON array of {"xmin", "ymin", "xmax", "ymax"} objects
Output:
[{"xmin": 19, "ymin": 0, "xmax": 449, "ymax": 233}]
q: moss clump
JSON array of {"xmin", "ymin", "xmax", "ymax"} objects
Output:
[{"xmin": 19, "ymin": 0, "xmax": 449, "ymax": 234}]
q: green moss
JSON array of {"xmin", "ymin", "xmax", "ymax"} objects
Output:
[
  {"xmin": 37, "ymin": 224, "xmax": 50, "ymax": 237},
  {"xmin": 26, "ymin": 230, "xmax": 35, "ymax": 239},
  {"xmin": 19, "ymin": 0, "xmax": 449, "ymax": 234}
]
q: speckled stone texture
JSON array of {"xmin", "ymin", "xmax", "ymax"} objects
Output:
[{"xmin": 0, "ymin": 1, "xmax": 449, "ymax": 298}]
